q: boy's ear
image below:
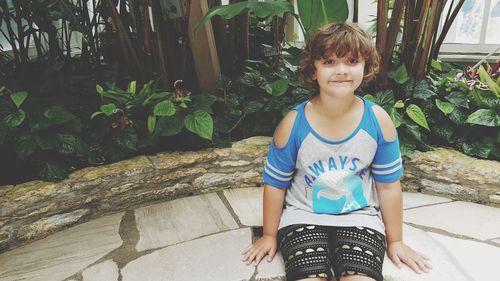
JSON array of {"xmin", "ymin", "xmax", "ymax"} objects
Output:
[{"xmin": 311, "ymin": 73, "xmax": 317, "ymax": 80}]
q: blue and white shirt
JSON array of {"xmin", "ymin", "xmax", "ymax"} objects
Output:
[{"xmin": 262, "ymin": 97, "xmax": 403, "ymax": 234}]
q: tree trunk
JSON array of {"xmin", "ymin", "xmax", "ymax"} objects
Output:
[
  {"xmin": 376, "ymin": 0, "xmax": 388, "ymax": 89},
  {"xmin": 431, "ymin": 0, "xmax": 465, "ymax": 60}
]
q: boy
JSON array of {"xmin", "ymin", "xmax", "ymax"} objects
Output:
[{"xmin": 242, "ymin": 23, "xmax": 432, "ymax": 281}]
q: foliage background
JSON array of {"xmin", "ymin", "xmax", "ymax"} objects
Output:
[{"xmin": 0, "ymin": 0, "xmax": 498, "ymax": 185}]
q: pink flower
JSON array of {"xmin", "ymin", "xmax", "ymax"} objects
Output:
[
  {"xmin": 113, "ymin": 108, "xmax": 124, "ymax": 114},
  {"xmin": 454, "ymin": 72, "xmax": 464, "ymax": 81},
  {"xmin": 174, "ymin": 80, "xmax": 183, "ymax": 89}
]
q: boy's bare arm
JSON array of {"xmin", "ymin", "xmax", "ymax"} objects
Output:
[
  {"xmin": 263, "ymin": 184, "xmax": 286, "ymax": 237},
  {"xmin": 242, "ymin": 184, "xmax": 285, "ymax": 266},
  {"xmin": 375, "ymin": 180, "xmax": 403, "ymax": 243},
  {"xmin": 376, "ymin": 181, "xmax": 432, "ymax": 274}
]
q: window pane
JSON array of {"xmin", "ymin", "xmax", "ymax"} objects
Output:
[
  {"xmin": 0, "ymin": 0, "xmax": 13, "ymax": 50},
  {"xmin": 443, "ymin": 0, "xmax": 486, "ymax": 44},
  {"xmin": 485, "ymin": 0, "xmax": 500, "ymax": 43}
]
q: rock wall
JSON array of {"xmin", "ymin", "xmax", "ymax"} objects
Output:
[{"xmin": 0, "ymin": 136, "xmax": 499, "ymax": 253}]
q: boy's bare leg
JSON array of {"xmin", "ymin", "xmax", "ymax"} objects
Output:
[{"xmin": 338, "ymin": 275, "xmax": 375, "ymax": 281}]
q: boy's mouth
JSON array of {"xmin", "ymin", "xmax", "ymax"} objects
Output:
[{"xmin": 330, "ymin": 80, "xmax": 352, "ymax": 83}]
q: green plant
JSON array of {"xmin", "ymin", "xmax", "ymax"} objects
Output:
[
  {"xmin": 92, "ymin": 80, "xmax": 215, "ymax": 143},
  {"xmin": 213, "ymin": 55, "xmax": 308, "ymax": 141},
  {"xmin": 0, "ymin": 86, "xmax": 89, "ymax": 181},
  {"xmin": 367, "ymin": 59, "xmax": 499, "ymax": 160},
  {"xmin": 362, "ymin": 88, "xmax": 431, "ymax": 157},
  {"xmin": 426, "ymin": 61, "xmax": 500, "ymax": 159}
]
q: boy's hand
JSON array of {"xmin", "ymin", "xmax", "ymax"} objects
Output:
[
  {"xmin": 242, "ymin": 235, "xmax": 277, "ymax": 267},
  {"xmin": 387, "ymin": 241, "xmax": 433, "ymax": 274}
]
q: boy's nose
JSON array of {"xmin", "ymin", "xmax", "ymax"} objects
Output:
[{"xmin": 334, "ymin": 63, "xmax": 348, "ymax": 74}]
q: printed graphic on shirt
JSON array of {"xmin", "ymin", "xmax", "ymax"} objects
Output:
[{"xmin": 311, "ymin": 170, "xmax": 367, "ymax": 214}]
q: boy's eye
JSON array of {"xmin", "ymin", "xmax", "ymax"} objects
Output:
[
  {"xmin": 323, "ymin": 59, "xmax": 333, "ymax": 65},
  {"xmin": 347, "ymin": 58, "xmax": 358, "ymax": 64}
]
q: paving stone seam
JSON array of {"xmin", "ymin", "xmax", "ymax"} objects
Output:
[
  {"xmin": 64, "ymin": 210, "xmax": 141, "ymax": 281},
  {"xmin": 403, "ymin": 199, "xmax": 456, "ymax": 210},
  {"xmin": 216, "ymin": 190, "xmax": 244, "ymax": 227},
  {"xmin": 246, "ymin": 265, "xmax": 259, "ymax": 281},
  {"xmin": 404, "ymin": 222, "xmax": 500, "ymax": 248}
]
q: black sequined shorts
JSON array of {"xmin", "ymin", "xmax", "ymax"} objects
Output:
[{"xmin": 278, "ymin": 224, "xmax": 386, "ymax": 281}]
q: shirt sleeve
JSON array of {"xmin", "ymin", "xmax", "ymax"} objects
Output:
[
  {"xmin": 371, "ymin": 134, "xmax": 403, "ymax": 183},
  {"xmin": 262, "ymin": 139, "xmax": 297, "ymax": 188}
]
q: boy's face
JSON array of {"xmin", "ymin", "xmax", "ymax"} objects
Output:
[{"xmin": 311, "ymin": 52, "xmax": 365, "ymax": 98}]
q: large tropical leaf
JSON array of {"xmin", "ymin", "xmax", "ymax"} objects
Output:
[
  {"xmin": 297, "ymin": 0, "xmax": 349, "ymax": 35},
  {"xmin": 194, "ymin": 1, "xmax": 297, "ymax": 32}
]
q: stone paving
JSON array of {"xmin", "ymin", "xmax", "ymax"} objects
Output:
[{"xmin": 1, "ymin": 188, "xmax": 500, "ymax": 281}]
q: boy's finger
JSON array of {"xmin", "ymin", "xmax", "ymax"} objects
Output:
[
  {"xmin": 416, "ymin": 260, "xmax": 429, "ymax": 273},
  {"xmin": 390, "ymin": 254, "xmax": 402, "ymax": 268},
  {"xmin": 416, "ymin": 251, "xmax": 431, "ymax": 260},
  {"xmin": 423, "ymin": 259, "xmax": 433, "ymax": 269},
  {"xmin": 405, "ymin": 259, "xmax": 422, "ymax": 274},
  {"xmin": 268, "ymin": 248, "xmax": 277, "ymax": 261},
  {"xmin": 254, "ymin": 253, "xmax": 265, "ymax": 267},
  {"xmin": 242, "ymin": 245, "xmax": 253, "ymax": 254}
]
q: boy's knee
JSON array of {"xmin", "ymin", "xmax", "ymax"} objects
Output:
[
  {"xmin": 338, "ymin": 274, "xmax": 376, "ymax": 281},
  {"xmin": 295, "ymin": 278, "xmax": 328, "ymax": 281}
]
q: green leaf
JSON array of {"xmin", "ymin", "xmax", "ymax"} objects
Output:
[
  {"xmin": 374, "ymin": 90, "xmax": 395, "ymax": 107},
  {"xmin": 363, "ymin": 94, "xmax": 376, "ymax": 102},
  {"xmin": 479, "ymin": 66, "xmax": 500, "ymax": 95},
  {"xmin": 4, "ymin": 109, "xmax": 25, "ymax": 127},
  {"xmin": 192, "ymin": 94, "xmax": 217, "ymax": 114},
  {"xmin": 38, "ymin": 161, "xmax": 69, "ymax": 182},
  {"xmin": 431, "ymin": 59, "xmax": 442, "ymax": 71},
  {"xmin": 445, "ymin": 91, "xmax": 469, "ymax": 108},
  {"xmin": 16, "ymin": 136, "xmax": 38, "ymax": 159},
  {"xmin": 413, "ymin": 79, "xmax": 436, "ymax": 100},
  {"xmin": 155, "ymin": 115, "xmax": 184, "ymax": 137},
  {"xmin": 435, "ymin": 99, "xmax": 455, "ymax": 115},
  {"xmin": 194, "ymin": 1, "xmax": 295, "ymax": 32},
  {"xmin": 392, "ymin": 64, "xmax": 409, "ymax": 84},
  {"xmin": 138, "ymin": 80, "xmax": 155, "ymax": 100},
  {"xmin": 400, "ymin": 141, "xmax": 416, "ymax": 157},
  {"xmin": 406, "ymin": 104, "xmax": 430, "ymax": 130},
  {"xmin": 34, "ymin": 133, "xmax": 60, "ymax": 150},
  {"xmin": 184, "ymin": 110, "xmax": 213, "ymax": 140},
  {"xmin": 448, "ymin": 107, "xmax": 468, "ymax": 126},
  {"xmin": 402, "ymin": 123, "xmax": 423, "ymax": 143},
  {"xmin": 144, "ymin": 92, "xmax": 172, "ymax": 104},
  {"xmin": 264, "ymin": 78, "xmax": 289, "ymax": 96},
  {"xmin": 153, "ymin": 100, "xmax": 176, "ymax": 116},
  {"xmin": 10, "ymin": 91, "xmax": 28, "ymax": 108},
  {"xmin": 91, "ymin": 111, "xmax": 104, "ymax": 119},
  {"xmin": 297, "ymin": 0, "xmax": 349, "ymax": 35},
  {"xmin": 147, "ymin": 114, "xmax": 156, "ymax": 133},
  {"xmin": 468, "ymin": 142, "xmax": 492, "ymax": 158},
  {"xmin": 96, "ymin": 84, "xmax": 104, "ymax": 95},
  {"xmin": 114, "ymin": 128, "xmax": 138, "ymax": 150},
  {"xmin": 245, "ymin": 101, "xmax": 265, "ymax": 114},
  {"xmin": 55, "ymin": 134, "xmax": 76, "ymax": 154},
  {"xmin": 100, "ymin": 103, "xmax": 116, "ymax": 116},
  {"xmin": 433, "ymin": 121, "xmax": 454, "ymax": 142},
  {"xmin": 465, "ymin": 109, "xmax": 500, "ymax": 127},
  {"xmin": 127, "ymin": 81, "xmax": 137, "ymax": 95},
  {"xmin": 388, "ymin": 107, "xmax": 403, "ymax": 128},
  {"xmin": 393, "ymin": 100, "xmax": 404, "ymax": 108},
  {"xmin": 44, "ymin": 106, "xmax": 76, "ymax": 124}
]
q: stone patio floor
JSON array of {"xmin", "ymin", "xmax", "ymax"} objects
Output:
[{"xmin": 1, "ymin": 188, "xmax": 500, "ymax": 281}]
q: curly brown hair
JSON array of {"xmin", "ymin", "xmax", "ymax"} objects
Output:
[{"xmin": 298, "ymin": 22, "xmax": 380, "ymax": 92}]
